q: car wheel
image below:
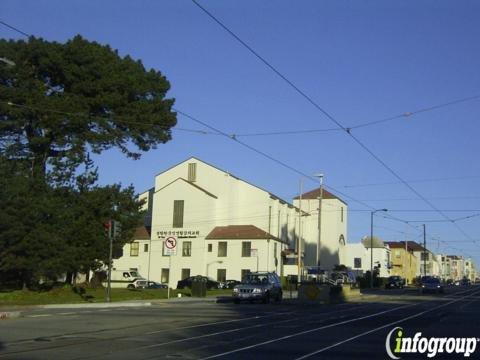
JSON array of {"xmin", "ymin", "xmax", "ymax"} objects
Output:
[
  {"xmin": 276, "ymin": 291, "xmax": 283, "ymax": 302},
  {"xmin": 127, "ymin": 284, "xmax": 135, "ymax": 289}
]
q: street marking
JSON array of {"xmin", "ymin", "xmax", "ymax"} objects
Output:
[
  {"xmin": 58, "ymin": 312, "xmax": 76, "ymax": 316},
  {"xmin": 27, "ymin": 314, "xmax": 53, "ymax": 318},
  {"xmin": 294, "ymin": 288, "xmax": 480, "ymax": 359},
  {"xmin": 198, "ymin": 292, "xmax": 480, "ymax": 360},
  {"xmin": 145, "ymin": 312, "xmax": 294, "ymax": 335}
]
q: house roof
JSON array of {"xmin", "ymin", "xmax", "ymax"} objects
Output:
[
  {"xmin": 205, "ymin": 225, "xmax": 285, "ymax": 243},
  {"xmin": 385, "ymin": 241, "xmax": 426, "ymax": 252},
  {"xmin": 293, "ymin": 188, "xmax": 347, "ymax": 205},
  {"xmin": 133, "ymin": 226, "xmax": 151, "ymax": 240},
  {"xmin": 155, "ymin": 177, "xmax": 218, "ymax": 199},
  {"xmin": 154, "ymin": 157, "xmax": 303, "ymax": 212}
]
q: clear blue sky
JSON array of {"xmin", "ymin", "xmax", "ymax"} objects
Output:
[{"xmin": 2, "ymin": 1, "xmax": 479, "ymax": 265}]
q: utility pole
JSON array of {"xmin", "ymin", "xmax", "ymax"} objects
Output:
[
  {"xmin": 314, "ymin": 174, "xmax": 324, "ymax": 270},
  {"xmin": 297, "ymin": 179, "xmax": 303, "ymax": 284},
  {"xmin": 423, "ymin": 224, "xmax": 427, "ymax": 277},
  {"xmin": 370, "ymin": 209, "xmax": 388, "ymax": 288}
]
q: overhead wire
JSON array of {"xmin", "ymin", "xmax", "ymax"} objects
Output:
[
  {"xmin": 190, "ymin": 0, "xmax": 476, "ymax": 244},
  {"xmin": 2, "ymin": 17, "xmax": 476, "ymax": 252}
]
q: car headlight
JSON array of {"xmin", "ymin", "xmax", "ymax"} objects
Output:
[
  {"xmin": 233, "ymin": 288, "xmax": 239, "ymax": 293},
  {"xmin": 422, "ymin": 285, "xmax": 425, "ymax": 288},
  {"xmin": 437, "ymin": 285, "xmax": 440, "ymax": 288},
  {"xmin": 252, "ymin": 288, "xmax": 263, "ymax": 293}
]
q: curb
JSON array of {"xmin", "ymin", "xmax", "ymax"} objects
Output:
[{"xmin": 40, "ymin": 302, "xmax": 152, "ymax": 309}]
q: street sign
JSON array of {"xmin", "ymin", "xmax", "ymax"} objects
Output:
[{"xmin": 164, "ymin": 236, "xmax": 177, "ymax": 255}]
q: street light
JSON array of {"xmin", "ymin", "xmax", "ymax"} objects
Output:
[
  {"xmin": 370, "ymin": 209, "xmax": 388, "ymax": 288},
  {"xmin": 313, "ymin": 173, "xmax": 324, "ymax": 269}
]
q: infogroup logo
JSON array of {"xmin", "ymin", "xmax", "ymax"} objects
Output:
[{"xmin": 385, "ymin": 327, "xmax": 479, "ymax": 359}]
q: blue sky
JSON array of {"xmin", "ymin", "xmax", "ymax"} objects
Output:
[{"xmin": 2, "ymin": 0, "xmax": 479, "ymax": 264}]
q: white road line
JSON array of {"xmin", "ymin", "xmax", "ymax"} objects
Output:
[
  {"xmin": 145, "ymin": 312, "xmax": 294, "ymax": 335},
  {"xmin": 144, "ymin": 303, "xmax": 370, "ymax": 338},
  {"xmin": 140, "ymin": 304, "xmax": 373, "ymax": 350},
  {"xmin": 199, "ymin": 302, "xmax": 420, "ymax": 359},
  {"xmin": 294, "ymin": 288, "xmax": 480, "ymax": 359},
  {"xmin": 27, "ymin": 314, "xmax": 53, "ymax": 318},
  {"xmin": 58, "ymin": 312, "xmax": 76, "ymax": 316}
]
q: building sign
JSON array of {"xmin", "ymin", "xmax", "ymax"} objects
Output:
[{"xmin": 157, "ymin": 230, "xmax": 200, "ymax": 238}]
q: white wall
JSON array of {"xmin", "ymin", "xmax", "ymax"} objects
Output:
[
  {"xmin": 293, "ymin": 197, "xmax": 348, "ymax": 270},
  {"xmin": 345, "ymin": 243, "xmax": 391, "ymax": 278},
  {"xmin": 113, "ymin": 158, "xmax": 297, "ymax": 287}
]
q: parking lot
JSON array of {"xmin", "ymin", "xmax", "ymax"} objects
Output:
[{"xmin": 1, "ymin": 285, "xmax": 479, "ymax": 359}]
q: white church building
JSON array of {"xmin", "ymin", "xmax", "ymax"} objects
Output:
[{"xmin": 112, "ymin": 157, "xmax": 348, "ymax": 287}]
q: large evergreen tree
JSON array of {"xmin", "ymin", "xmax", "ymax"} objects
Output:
[
  {"xmin": 0, "ymin": 35, "xmax": 176, "ymax": 176},
  {"xmin": 0, "ymin": 36, "xmax": 175, "ymax": 288}
]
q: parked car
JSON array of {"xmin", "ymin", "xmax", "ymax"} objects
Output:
[
  {"xmin": 222, "ymin": 280, "xmax": 241, "ymax": 289},
  {"xmin": 232, "ymin": 272, "xmax": 282, "ymax": 304},
  {"xmin": 176, "ymin": 276, "xmax": 219, "ymax": 290},
  {"xmin": 126, "ymin": 278, "xmax": 148, "ymax": 289},
  {"xmin": 147, "ymin": 281, "xmax": 168, "ymax": 289},
  {"xmin": 421, "ymin": 277, "xmax": 444, "ymax": 294},
  {"xmin": 461, "ymin": 278, "xmax": 471, "ymax": 286},
  {"xmin": 385, "ymin": 276, "xmax": 405, "ymax": 289}
]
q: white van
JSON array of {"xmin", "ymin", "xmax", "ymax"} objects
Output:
[{"xmin": 104, "ymin": 269, "xmax": 147, "ymax": 289}]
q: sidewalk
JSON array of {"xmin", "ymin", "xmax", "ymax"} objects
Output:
[{"xmin": 0, "ymin": 291, "xmax": 300, "ymax": 319}]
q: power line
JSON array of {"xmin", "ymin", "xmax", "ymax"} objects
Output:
[
  {"xmin": 1, "ymin": 101, "xmax": 210, "ymax": 135},
  {"xmin": 191, "ymin": 0, "xmax": 476, "ymax": 244},
  {"xmin": 0, "ymin": 20, "xmax": 31, "ymax": 37},
  {"xmin": 2, "ymin": 19, "xmax": 476, "ymax": 254},
  {"xmin": 230, "ymin": 95, "xmax": 480, "ymax": 137},
  {"xmin": 342, "ymin": 176, "xmax": 480, "ymax": 189},
  {"xmin": 349, "ymin": 94, "xmax": 480, "ymax": 130}
]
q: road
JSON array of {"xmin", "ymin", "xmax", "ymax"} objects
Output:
[{"xmin": 1, "ymin": 285, "xmax": 479, "ymax": 359}]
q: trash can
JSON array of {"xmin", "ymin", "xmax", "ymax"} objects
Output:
[{"xmin": 191, "ymin": 276, "xmax": 207, "ymax": 297}]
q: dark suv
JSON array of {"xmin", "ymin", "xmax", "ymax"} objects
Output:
[{"xmin": 233, "ymin": 272, "xmax": 282, "ymax": 304}]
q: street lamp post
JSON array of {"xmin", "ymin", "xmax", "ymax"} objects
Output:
[
  {"xmin": 314, "ymin": 174, "xmax": 324, "ymax": 269},
  {"xmin": 370, "ymin": 209, "xmax": 388, "ymax": 288}
]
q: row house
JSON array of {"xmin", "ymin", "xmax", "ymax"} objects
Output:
[{"xmin": 385, "ymin": 241, "xmax": 418, "ymax": 284}]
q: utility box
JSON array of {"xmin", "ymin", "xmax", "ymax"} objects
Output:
[{"xmin": 191, "ymin": 276, "xmax": 207, "ymax": 297}]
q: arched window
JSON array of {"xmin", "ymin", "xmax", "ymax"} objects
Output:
[{"xmin": 339, "ymin": 234, "xmax": 345, "ymax": 246}]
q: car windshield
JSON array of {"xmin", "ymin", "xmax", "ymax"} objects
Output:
[
  {"xmin": 424, "ymin": 278, "xmax": 439, "ymax": 284},
  {"xmin": 129, "ymin": 271, "xmax": 139, "ymax": 277},
  {"xmin": 243, "ymin": 274, "xmax": 269, "ymax": 284}
]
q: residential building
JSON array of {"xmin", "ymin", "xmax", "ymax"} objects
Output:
[
  {"xmin": 408, "ymin": 241, "xmax": 440, "ymax": 278},
  {"xmin": 464, "ymin": 258, "xmax": 476, "ymax": 282},
  {"xmin": 345, "ymin": 238, "xmax": 391, "ymax": 278},
  {"xmin": 385, "ymin": 241, "xmax": 418, "ymax": 284},
  {"xmin": 293, "ymin": 188, "xmax": 348, "ymax": 270},
  {"xmin": 111, "ymin": 157, "xmax": 347, "ymax": 287},
  {"xmin": 442, "ymin": 255, "xmax": 465, "ymax": 281}
]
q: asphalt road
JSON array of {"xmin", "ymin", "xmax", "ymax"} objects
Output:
[{"xmin": 1, "ymin": 285, "xmax": 479, "ymax": 359}]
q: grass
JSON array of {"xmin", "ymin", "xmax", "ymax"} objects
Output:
[{"xmin": 0, "ymin": 287, "xmax": 233, "ymax": 306}]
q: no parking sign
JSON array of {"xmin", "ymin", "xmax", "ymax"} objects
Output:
[{"xmin": 164, "ymin": 236, "xmax": 177, "ymax": 255}]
